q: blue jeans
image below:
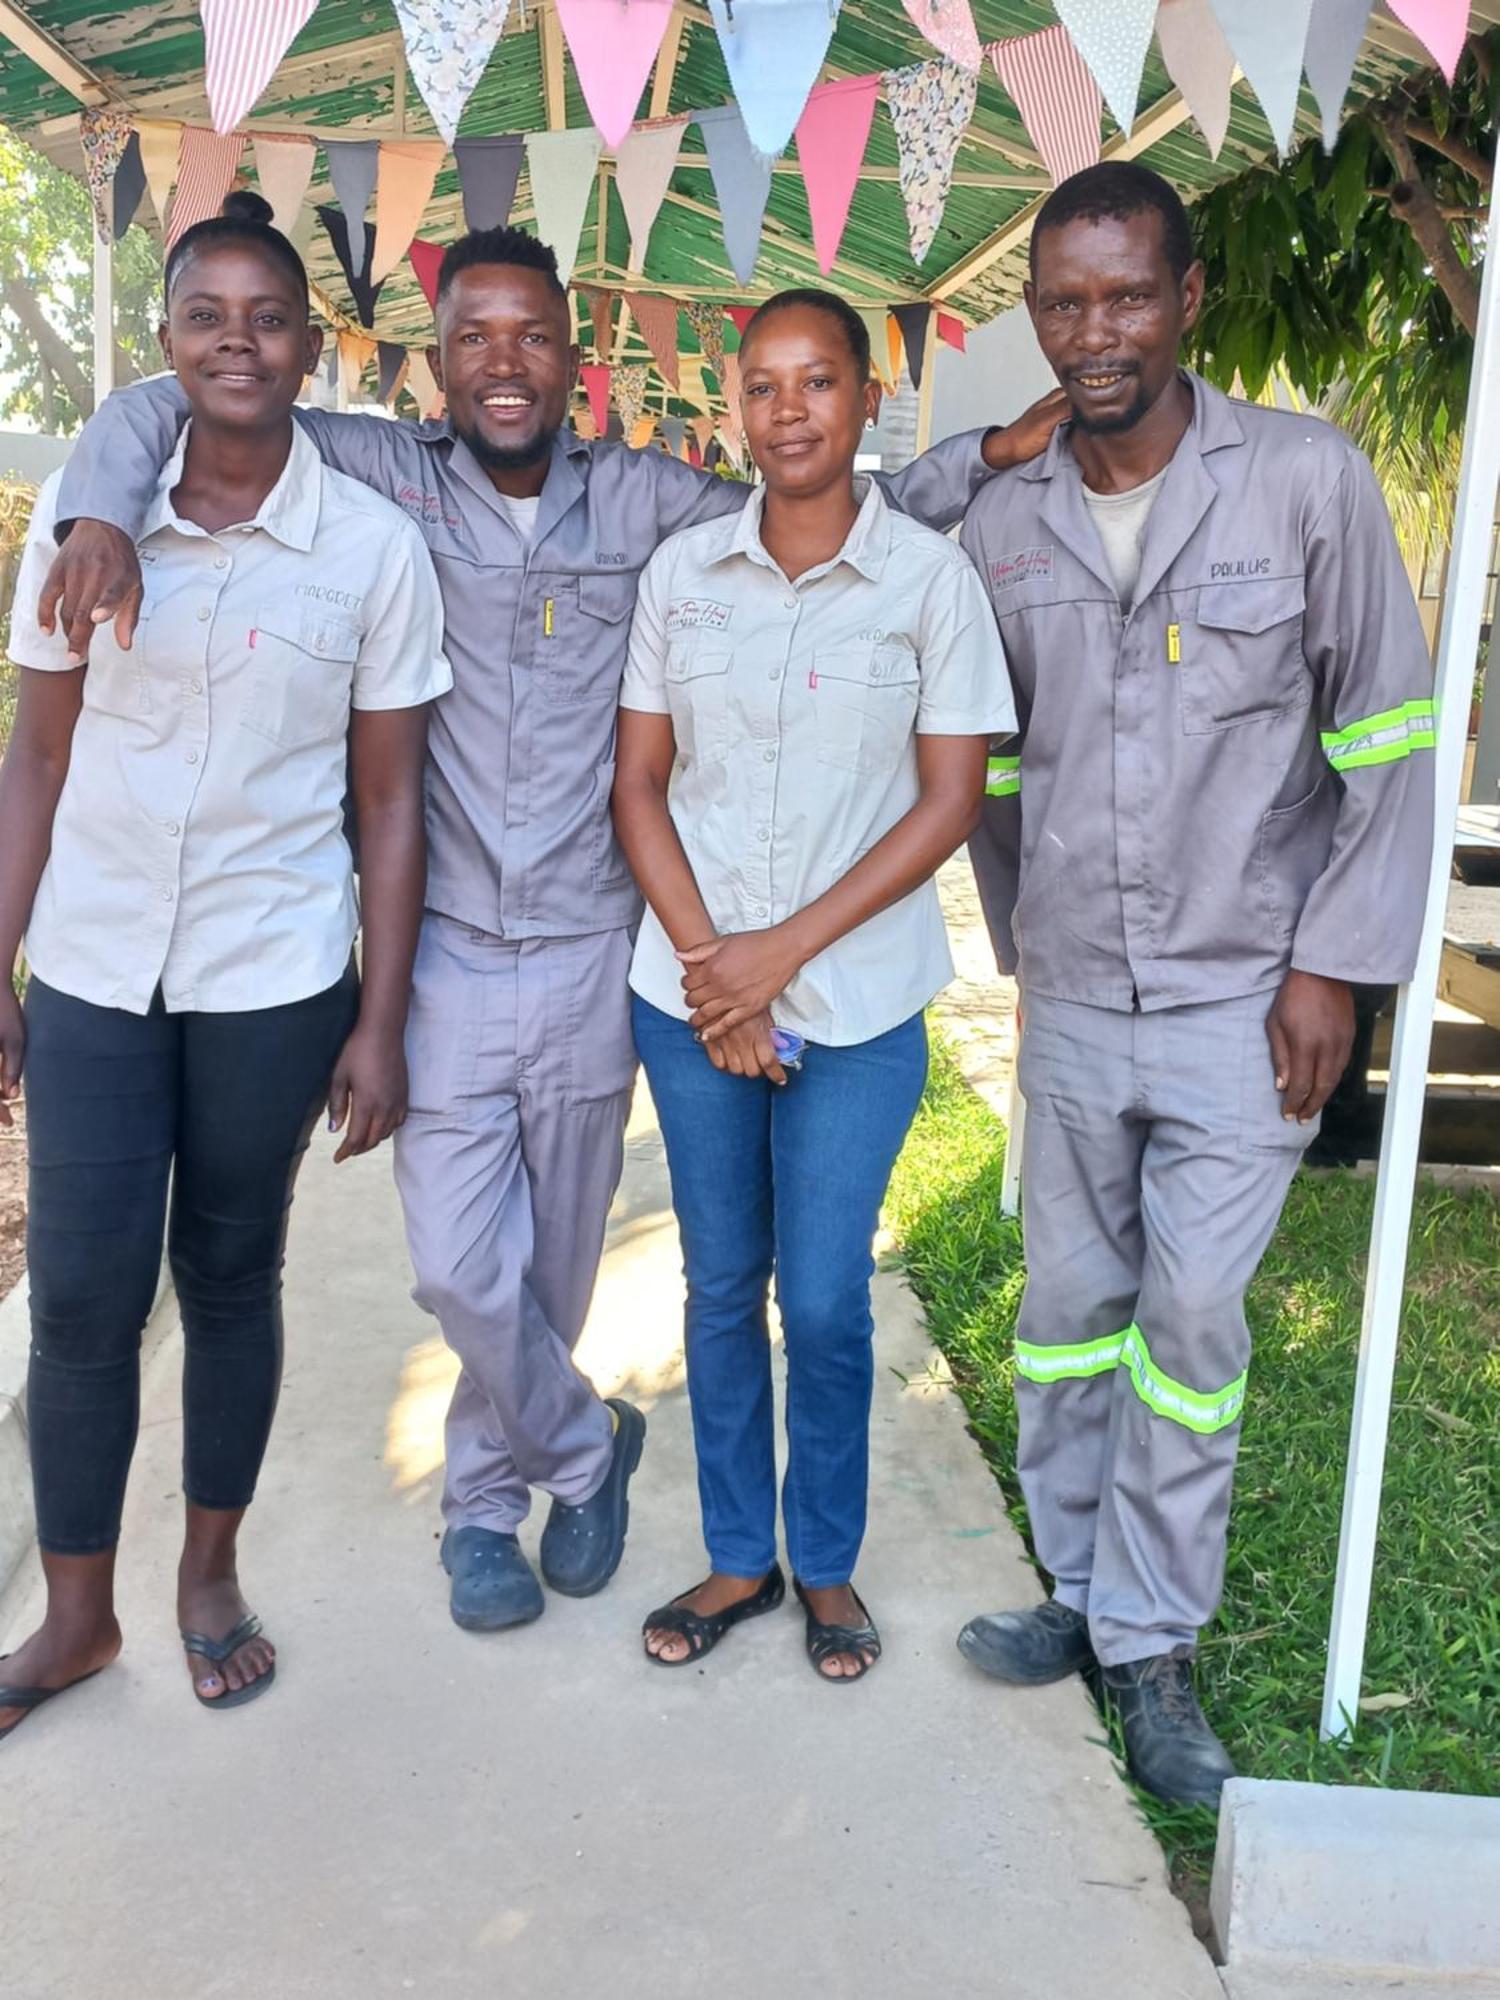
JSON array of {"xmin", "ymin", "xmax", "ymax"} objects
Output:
[{"xmin": 632, "ymin": 997, "xmax": 928, "ymax": 1587}]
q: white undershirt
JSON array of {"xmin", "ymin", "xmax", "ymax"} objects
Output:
[
  {"xmin": 1083, "ymin": 464, "xmax": 1168, "ymax": 609},
  {"xmin": 496, "ymin": 491, "xmax": 541, "ymax": 548}
]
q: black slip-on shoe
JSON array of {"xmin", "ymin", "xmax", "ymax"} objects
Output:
[
  {"xmin": 1101, "ymin": 1647, "xmax": 1235, "ymax": 1809},
  {"xmin": 539, "ymin": 1398, "xmax": 647, "ymax": 1598},
  {"xmin": 441, "ymin": 1526, "xmax": 545, "ymax": 1632},
  {"xmin": 957, "ymin": 1600, "xmax": 1096, "ymax": 1685}
]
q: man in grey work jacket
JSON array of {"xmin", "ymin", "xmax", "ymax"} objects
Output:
[
  {"xmin": 46, "ymin": 226, "xmax": 1053, "ymax": 1636},
  {"xmin": 956, "ymin": 163, "xmax": 1434, "ymax": 1808}
]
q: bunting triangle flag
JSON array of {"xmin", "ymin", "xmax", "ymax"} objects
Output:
[
  {"xmin": 202, "ymin": 0, "xmax": 318, "ymax": 134},
  {"xmin": 629, "ymin": 415, "xmax": 659, "ymax": 449},
  {"xmin": 857, "ymin": 308, "xmax": 898, "ymax": 391},
  {"xmin": 394, "ymin": 0, "xmax": 513, "ymax": 145},
  {"xmin": 373, "ymin": 139, "xmax": 444, "ymax": 284},
  {"xmin": 377, "ymin": 340, "xmax": 410, "ymax": 404},
  {"xmin": 893, "ymin": 303, "xmax": 931, "ymax": 391},
  {"xmin": 167, "ymin": 127, "xmax": 246, "ymax": 249},
  {"xmin": 685, "ymin": 302, "xmax": 727, "ymax": 386},
  {"xmin": 1048, "ymin": 0, "xmax": 1155, "ymax": 137},
  {"xmin": 936, "ymin": 311, "xmax": 965, "ymax": 352},
  {"xmin": 695, "ymin": 104, "xmax": 774, "ymax": 287},
  {"xmin": 455, "ymin": 135, "xmax": 524, "ymax": 229},
  {"xmin": 796, "ymin": 75, "xmax": 880, "ymax": 275},
  {"xmin": 406, "ymin": 349, "xmax": 445, "ymax": 420},
  {"xmin": 1386, "ymin": 0, "xmax": 1468, "ymax": 81},
  {"xmin": 1303, "ymin": 0, "xmax": 1376, "ymax": 148},
  {"xmin": 887, "ymin": 312, "xmax": 905, "ymax": 390},
  {"xmin": 317, "ymin": 206, "xmax": 385, "ymax": 326},
  {"xmin": 719, "ymin": 351, "xmax": 744, "ymax": 449},
  {"xmin": 991, "ymin": 25, "xmax": 1101, "ymax": 187},
  {"xmin": 80, "ymin": 106, "xmax": 133, "ymax": 246},
  {"xmin": 899, "ymin": 0, "xmax": 982, "ymax": 71},
  {"xmin": 408, "ymin": 236, "xmax": 445, "ymax": 311},
  {"xmin": 707, "ymin": 0, "xmax": 841, "ymax": 159},
  {"xmin": 724, "ymin": 306, "xmax": 756, "ymax": 336},
  {"xmin": 336, "ymin": 327, "xmax": 378, "ymax": 395},
  {"xmin": 580, "ymin": 363, "xmax": 613, "ymax": 435},
  {"xmin": 555, "ymin": 0, "xmax": 675, "ymax": 149},
  {"xmin": 613, "ymin": 362, "xmax": 651, "ymax": 432},
  {"xmin": 137, "ymin": 120, "xmax": 182, "ymax": 226},
  {"xmin": 630, "ymin": 294, "xmax": 682, "ymax": 389},
  {"xmin": 661, "ymin": 414, "xmax": 686, "ymax": 457},
  {"xmin": 524, "ymin": 127, "xmax": 603, "ymax": 285},
  {"xmin": 884, "ymin": 59, "xmax": 977, "ymax": 265},
  {"xmin": 253, "ymin": 133, "xmax": 316, "ymax": 233},
  {"xmin": 113, "ymin": 130, "xmax": 147, "ymax": 240},
  {"xmin": 1212, "ymin": 0, "xmax": 1316, "ymax": 154},
  {"xmin": 615, "ymin": 120, "xmax": 688, "ymax": 271},
  {"xmin": 326, "ymin": 139, "xmax": 379, "ymax": 275},
  {"xmin": 1153, "ymin": 0, "xmax": 1235, "ymax": 160},
  {"xmin": 579, "ymin": 286, "xmax": 618, "ymax": 360}
]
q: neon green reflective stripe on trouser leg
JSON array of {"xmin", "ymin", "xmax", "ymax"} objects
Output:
[
  {"xmin": 985, "ymin": 755, "xmax": 1020, "ymax": 798},
  {"xmin": 1015, "ymin": 1324, "xmax": 1245, "ymax": 1431}
]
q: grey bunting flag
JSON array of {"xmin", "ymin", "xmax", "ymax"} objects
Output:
[
  {"xmin": 377, "ymin": 341, "xmax": 408, "ymax": 403},
  {"xmin": 693, "ymin": 103, "xmax": 773, "ymax": 289},
  {"xmin": 455, "ymin": 135, "xmax": 524, "ymax": 230},
  {"xmin": 1303, "ymin": 0, "xmax": 1376, "ymax": 149},
  {"xmin": 325, "ymin": 139, "xmax": 379, "ymax": 276}
]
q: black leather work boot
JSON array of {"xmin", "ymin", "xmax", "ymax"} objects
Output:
[
  {"xmin": 957, "ymin": 1600, "xmax": 1096, "ymax": 1685},
  {"xmin": 1101, "ymin": 1646, "xmax": 1235, "ymax": 1808}
]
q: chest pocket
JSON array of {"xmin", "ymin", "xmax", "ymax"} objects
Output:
[
  {"xmin": 665, "ymin": 645, "xmax": 733, "ymax": 766},
  {"xmin": 544, "ymin": 572, "xmax": 637, "ymax": 705},
  {"xmin": 1181, "ymin": 577, "xmax": 1309, "ymax": 735},
  {"xmin": 812, "ymin": 643, "xmax": 920, "ymax": 777},
  {"xmin": 243, "ymin": 601, "xmax": 358, "ymax": 750}
]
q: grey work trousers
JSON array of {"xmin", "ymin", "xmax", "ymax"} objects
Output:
[
  {"xmin": 1014, "ymin": 990, "xmax": 1315, "ymax": 1666},
  {"xmin": 393, "ymin": 916, "xmax": 637, "ymax": 1533}
]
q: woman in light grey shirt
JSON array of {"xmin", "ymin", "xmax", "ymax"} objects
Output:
[{"xmin": 614, "ymin": 290, "xmax": 1014, "ymax": 1680}]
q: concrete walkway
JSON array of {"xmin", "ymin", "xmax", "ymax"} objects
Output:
[{"xmin": 0, "ymin": 870, "xmax": 1219, "ymax": 2000}]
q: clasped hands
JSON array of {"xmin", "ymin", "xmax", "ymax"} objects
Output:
[{"xmin": 677, "ymin": 926, "xmax": 804, "ymax": 1086}]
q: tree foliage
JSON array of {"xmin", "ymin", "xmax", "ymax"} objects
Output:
[
  {"xmin": 0, "ymin": 128, "xmax": 163, "ymax": 434},
  {"xmin": 1188, "ymin": 31, "xmax": 1496, "ymax": 445}
]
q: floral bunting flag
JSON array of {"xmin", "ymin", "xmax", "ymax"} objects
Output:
[
  {"xmin": 80, "ymin": 107, "xmax": 133, "ymax": 245},
  {"xmin": 373, "ymin": 140, "xmax": 445, "ymax": 284},
  {"xmin": 580, "ymin": 362, "xmax": 613, "ymax": 434},
  {"xmin": 795, "ymin": 75, "xmax": 880, "ymax": 274},
  {"xmin": 614, "ymin": 120, "xmax": 688, "ymax": 271},
  {"xmin": 899, "ymin": 0, "xmax": 982, "ymax": 71},
  {"xmin": 555, "ymin": 0, "xmax": 675, "ymax": 149},
  {"xmin": 630, "ymin": 293, "xmax": 682, "ymax": 390},
  {"xmin": 706, "ymin": 0, "xmax": 841, "ymax": 159},
  {"xmin": 695, "ymin": 103, "xmax": 773, "ymax": 286},
  {"xmin": 685, "ymin": 302, "xmax": 728, "ymax": 386},
  {"xmin": 408, "ymin": 236, "xmax": 445, "ymax": 310},
  {"xmin": 393, "ymin": 0, "xmax": 513, "ymax": 145},
  {"xmin": 613, "ymin": 362, "xmax": 651, "ymax": 432},
  {"xmin": 1385, "ymin": 0, "xmax": 1469, "ymax": 83},
  {"xmin": 883, "ymin": 58, "xmax": 977, "ymax": 265},
  {"xmin": 253, "ymin": 133, "xmax": 317, "ymax": 232},
  {"xmin": 201, "ymin": 0, "xmax": 319, "ymax": 135},
  {"xmin": 1302, "ymin": 0, "xmax": 1377, "ymax": 149},
  {"xmin": 990, "ymin": 26, "xmax": 1101, "ymax": 187},
  {"xmin": 525, "ymin": 127, "xmax": 603, "ymax": 285},
  {"xmin": 1153, "ymin": 0, "xmax": 1234, "ymax": 160},
  {"xmin": 455, "ymin": 135, "xmax": 524, "ymax": 229},
  {"xmin": 168, "ymin": 127, "xmax": 246, "ymax": 248},
  {"xmin": 1048, "ymin": 0, "xmax": 1155, "ymax": 138},
  {"xmin": 1211, "ymin": 0, "xmax": 1316, "ymax": 154}
]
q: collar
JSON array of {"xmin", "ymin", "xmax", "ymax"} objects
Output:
[
  {"xmin": 708, "ymin": 474, "xmax": 892, "ymax": 581},
  {"xmin": 141, "ymin": 417, "xmax": 323, "ymax": 551},
  {"xmin": 1016, "ymin": 369, "xmax": 1246, "ymax": 484}
]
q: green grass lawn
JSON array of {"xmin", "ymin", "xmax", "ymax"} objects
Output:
[{"xmin": 886, "ymin": 1036, "xmax": 1500, "ymax": 1885}]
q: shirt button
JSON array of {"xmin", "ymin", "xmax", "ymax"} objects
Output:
[
  {"xmin": 190, "ymin": 679, "xmax": 203, "ymax": 694},
  {"xmin": 768, "ymin": 667, "xmax": 782, "ymax": 681},
  {"xmin": 213, "ymin": 555, "xmax": 228, "ymax": 570},
  {"xmin": 756, "ymin": 826, "xmax": 770, "ymax": 842},
  {"xmin": 763, "ymin": 748, "xmax": 776, "ymax": 763},
  {"xmin": 160, "ymin": 886, "xmax": 174, "ymax": 901},
  {"xmin": 165, "ymin": 821, "xmax": 180, "ymax": 837},
  {"xmin": 783, "ymin": 595, "xmax": 796, "ymax": 610},
  {"xmin": 185, "ymin": 750, "xmax": 199, "ymax": 765},
  {"xmin": 196, "ymin": 605, "xmax": 211, "ymax": 621}
]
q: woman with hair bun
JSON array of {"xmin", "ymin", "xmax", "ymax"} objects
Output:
[{"xmin": 0, "ymin": 190, "xmax": 450, "ymax": 1739}]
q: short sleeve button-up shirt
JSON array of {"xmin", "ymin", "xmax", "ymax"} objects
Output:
[
  {"xmin": 9, "ymin": 423, "xmax": 451, "ymax": 1014},
  {"xmin": 621, "ymin": 478, "xmax": 1016, "ymax": 1045}
]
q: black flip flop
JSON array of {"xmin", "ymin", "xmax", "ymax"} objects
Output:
[
  {"xmin": 180, "ymin": 1613, "xmax": 276, "ymax": 1711},
  {"xmin": 642, "ymin": 1564, "xmax": 785, "ymax": 1667},
  {"xmin": 794, "ymin": 1579, "xmax": 883, "ymax": 1684},
  {"xmin": 0, "ymin": 1663, "xmax": 105, "ymax": 1743}
]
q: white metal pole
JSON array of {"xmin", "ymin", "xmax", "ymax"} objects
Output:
[
  {"xmin": 92, "ymin": 227, "xmax": 115, "ymax": 406},
  {"xmin": 1320, "ymin": 239, "xmax": 1500, "ymax": 1743}
]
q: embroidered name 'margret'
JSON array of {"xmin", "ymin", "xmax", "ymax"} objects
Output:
[
  {"xmin": 666, "ymin": 598, "xmax": 732, "ymax": 633},
  {"xmin": 990, "ymin": 546, "xmax": 1054, "ymax": 590},
  {"xmin": 296, "ymin": 584, "xmax": 364, "ymax": 610},
  {"xmin": 1209, "ymin": 557, "xmax": 1273, "ymax": 579}
]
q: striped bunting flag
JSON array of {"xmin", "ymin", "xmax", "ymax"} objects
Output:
[
  {"xmin": 167, "ymin": 127, "xmax": 246, "ymax": 247},
  {"xmin": 201, "ymin": 0, "xmax": 319, "ymax": 136},
  {"xmin": 990, "ymin": 25, "xmax": 1101, "ymax": 189}
]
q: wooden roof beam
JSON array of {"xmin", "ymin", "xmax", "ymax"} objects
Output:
[
  {"xmin": 649, "ymin": 5, "xmax": 689, "ymax": 120},
  {"xmin": 925, "ymin": 84, "xmax": 1197, "ymax": 304},
  {"xmin": 0, "ymin": 0, "xmax": 108, "ymax": 106},
  {"xmin": 541, "ymin": 0, "xmax": 568, "ymax": 129}
]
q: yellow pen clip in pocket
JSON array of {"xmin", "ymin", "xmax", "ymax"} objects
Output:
[
  {"xmin": 1166, "ymin": 622, "xmax": 1181, "ymax": 665},
  {"xmin": 543, "ymin": 597, "xmax": 555, "ymax": 638}
]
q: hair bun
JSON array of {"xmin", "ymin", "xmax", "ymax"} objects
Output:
[{"xmin": 220, "ymin": 188, "xmax": 275, "ymax": 227}]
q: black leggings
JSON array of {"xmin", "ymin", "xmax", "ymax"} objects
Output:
[{"xmin": 23, "ymin": 969, "xmax": 359, "ymax": 1555}]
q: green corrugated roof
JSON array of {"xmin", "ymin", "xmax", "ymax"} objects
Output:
[{"xmin": 0, "ymin": 0, "xmax": 1470, "ymax": 408}]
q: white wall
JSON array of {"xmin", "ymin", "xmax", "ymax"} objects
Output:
[
  {"xmin": 0, "ymin": 429, "xmax": 72, "ymax": 484},
  {"xmin": 929, "ymin": 302, "xmax": 1056, "ymax": 446}
]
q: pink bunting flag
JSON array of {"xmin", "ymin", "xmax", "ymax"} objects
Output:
[
  {"xmin": 167, "ymin": 126, "xmax": 246, "ymax": 248},
  {"xmin": 555, "ymin": 0, "xmax": 675, "ymax": 148},
  {"xmin": 796, "ymin": 75, "xmax": 880, "ymax": 275},
  {"xmin": 253, "ymin": 133, "xmax": 316, "ymax": 233},
  {"xmin": 202, "ymin": 0, "xmax": 318, "ymax": 135},
  {"xmin": 1154, "ymin": 0, "xmax": 1235, "ymax": 160},
  {"xmin": 990, "ymin": 26, "xmax": 1101, "ymax": 187},
  {"xmin": 900, "ymin": 0, "xmax": 983, "ymax": 71},
  {"xmin": 936, "ymin": 312, "xmax": 966, "ymax": 352},
  {"xmin": 580, "ymin": 364, "xmax": 613, "ymax": 436},
  {"xmin": 1385, "ymin": 0, "xmax": 1470, "ymax": 81},
  {"xmin": 629, "ymin": 294, "xmax": 682, "ymax": 391},
  {"xmin": 373, "ymin": 140, "xmax": 445, "ymax": 285},
  {"xmin": 409, "ymin": 236, "xmax": 445, "ymax": 311},
  {"xmin": 725, "ymin": 306, "xmax": 756, "ymax": 336}
]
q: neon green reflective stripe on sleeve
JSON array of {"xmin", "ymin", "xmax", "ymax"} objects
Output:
[
  {"xmin": 1322, "ymin": 700, "xmax": 1436, "ymax": 772},
  {"xmin": 1015, "ymin": 1323, "xmax": 1246, "ymax": 1434},
  {"xmin": 986, "ymin": 755, "xmax": 1021, "ymax": 798}
]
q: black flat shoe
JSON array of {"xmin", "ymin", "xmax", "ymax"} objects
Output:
[
  {"xmin": 0, "ymin": 1664, "xmax": 106, "ymax": 1743},
  {"xmin": 794, "ymin": 1578, "xmax": 882, "ymax": 1684},
  {"xmin": 642, "ymin": 1564, "xmax": 785, "ymax": 1667}
]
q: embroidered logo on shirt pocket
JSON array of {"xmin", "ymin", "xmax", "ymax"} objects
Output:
[
  {"xmin": 1180, "ymin": 577, "xmax": 1309, "ymax": 735},
  {"xmin": 811, "ymin": 643, "xmax": 919, "ymax": 777},
  {"xmin": 665, "ymin": 646, "xmax": 733, "ymax": 766},
  {"xmin": 242, "ymin": 602, "xmax": 358, "ymax": 751}
]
